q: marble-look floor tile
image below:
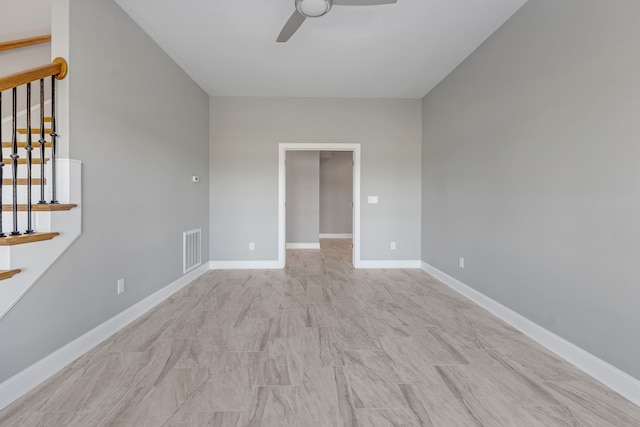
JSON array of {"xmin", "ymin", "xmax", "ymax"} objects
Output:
[
  {"xmin": 541, "ymin": 379, "xmax": 640, "ymax": 427},
  {"xmin": 178, "ymin": 352, "xmax": 252, "ymax": 413},
  {"xmin": 247, "ymin": 338, "xmax": 302, "ymax": 387},
  {"xmin": 434, "ymin": 364, "xmax": 524, "ymax": 426},
  {"xmin": 98, "ymin": 367, "xmax": 209, "ymax": 426},
  {"xmin": 162, "ymin": 411, "xmax": 243, "ymax": 427},
  {"xmin": 224, "ymin": 318, "xmax": 279, "ymax": 352},
  {"xmin": 2, "ymin": 239, "xmax": 639, "ymax": 426},
  {"xmin": 396, "ymin": 384, "xmax": 435, "ymax": 426},
  {"xmin": 362, "ymin": 306, "xmax": 412, "ymax": 338},
  {"xmin": 334, "ymin": 366, "xmax": 359, "ymax": 427},
  {"xmin": 404, "ymin": 381, "xmax": 483, "ymax": 426},
  {"xmin": 378, "ymin": 336, "xmax": 449, "ymax": 384},
  {"xmin": 0, "ymin": 411, "xmax": 77, "ymax": 427},
  {"xmin": 342, "ymin": 350, "xmax": 406, "ymax": 409},
  {"xmin": 520, "ymin": 405, "xmax": 583, "ymax": 427},
  {"xmin": 353, "ymin": 407, "xmax": 422, "ymax": 427},
  {"xmin": 479, "ymin": 330, "xmax": 587, "ymax": 383},
  {"xmin": 296, "ymin": 327, "xmax": 345, "ymax": 369},
  {"xmin": 297, "ymin": 366, "xmax": 343, "ymax": 427},
  {"xmin": 237, "ymin": 386, "xmax": 314, "ymax": 427}
]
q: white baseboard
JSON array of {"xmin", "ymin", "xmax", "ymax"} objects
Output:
[
  {"xmin": 0, "ymin": 264, "xmax": 210, "ymax": 412},
  {"xmin": 356, "ymin": 260, "xmax": 421, "ymax": 269},
  {"xmin": 286, "ymin": 243, "xmax": 321, "ymax": 249},
  {"xmin": 319, "ymin": 234, "xmax": 352, "ymax": 239},
  {"xmin": 9, "ymin": 259, "xmax": 636, "ymax": 413},
  {"xmin": 420, "ymin": 261, "xmax": 640, "ymax": 407},
  {"xmin": 209, "ymin": 260, "xmax": 282, "ymax": 270}
]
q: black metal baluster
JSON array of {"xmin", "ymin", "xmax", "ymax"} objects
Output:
[
  {"xmin": 50, "ymin": 76, "xmax": 58, "ymax": 204},
  {"xmin": 10, "ymin": 87, "xmax": 20, "ymax": 235},
  {"xmin": 0, "ymin": 91, "xmax": 4, "ymax": 238},
  {"xmin": 25, "ymin": 83, "xmax": 34, "ymax": 234},
  {"xmin": 38, "ymin": 79, "xmax": 46, "ymax": 205}
]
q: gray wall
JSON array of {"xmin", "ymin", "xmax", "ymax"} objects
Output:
[
  {"xmin": 0, "ymin": 0, "xmax": 50, "ymax": 42},
  {"xmin": 286, "ymin": 151, "xmax": 319, "ymax": 244},
  {"xmin": 0, "ymin": 44, "xmax": 52, "ymax": 120},
  {"xmin": 422, "ymin": 0, "xmax": 640, "ymax": 379},
  {"xmin": 0, "ymin": 0, "xmax": 50, "ymax": 77},
  {"xmin": 0, "ymin": 0, "xmax": 52, "ymax": 128},
  {"xmin": 320, "ymin": 151, "xmax": 353, "ymax": 235},
  {"xmin": 0, "ymin": 0, "xmax": 209, "ymax": 382},
  {"xmin": 210, "ymin": 97, "xmax": 422, "ymax": 261}
]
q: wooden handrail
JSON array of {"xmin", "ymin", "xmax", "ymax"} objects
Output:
[
  {"xmin": 0, "ymin": 57, "xmax": 68, "ymax": 92},
  {"xmin": 0, "ymin": 35, "xmax": 51, "ymax": 53}
]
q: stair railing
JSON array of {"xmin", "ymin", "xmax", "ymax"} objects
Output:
[
  {"xmin": 0, "ymin": 35, "xmax": 51, "ymax": 53},
  {"xmin": 0, "ymin": 57, "xmax": 68, "ymax": 237},
  {"xmin": 0, "ymin": 92, "xmax": 4, "ymax": 238}
]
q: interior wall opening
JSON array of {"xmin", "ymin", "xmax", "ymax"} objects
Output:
[
  {"xmin": 278, "ymin": 143, "xmax": 361, "ymax": 268},
  {"xmin": 285, "ymin": 150, "xmax": 354, "ymax": 263}
]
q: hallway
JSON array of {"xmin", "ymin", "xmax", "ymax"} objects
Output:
[{"xmin": 1, "ymin": 239, "xmax": 639, "ymax": 426}]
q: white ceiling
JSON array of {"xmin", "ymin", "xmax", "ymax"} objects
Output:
[{"xmin": 114, "ymin": 0, "xmax": 528, "ymax": 99}]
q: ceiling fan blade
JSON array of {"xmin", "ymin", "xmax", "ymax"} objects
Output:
[
  {"xmin": 333, "ymin": 0, "xmax": 397, "ymax": 5},
  {"xmin": 277, "ymin": 11, "xmax": 307, "ymax": 42}
]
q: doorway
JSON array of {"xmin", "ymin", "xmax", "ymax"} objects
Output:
[{"xmin": 278, "ymin": 143, "xmax": 361, "ymax": 268}]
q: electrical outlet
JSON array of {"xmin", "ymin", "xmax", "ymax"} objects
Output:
[
  {"xmin": 390, "ymin": 241, "xmax": 396, "ymax": 250},
  {"xmin": 249, "ymin": 242, "xmax": 255, "ymax": 251},
  {"xmin": 117, "ymin": 278, "xmax": 125, "ymax": 294},
  {"xmin": 459, "ymin": 257, "xmax": 465, "ymax": 269}
]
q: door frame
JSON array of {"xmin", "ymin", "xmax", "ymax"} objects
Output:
[{"xmin": 278, "ymin": 143, "xmax": 361, "ymax": 268}]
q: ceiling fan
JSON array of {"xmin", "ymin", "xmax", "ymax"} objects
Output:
[{"xmin": 277, "ymin": 0, "xmax": 398, "ymax": 43}]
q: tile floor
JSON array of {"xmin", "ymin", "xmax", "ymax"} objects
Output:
[{"xmin": 1, "ymin": 239, "xmax": 639, "ymax": 426}]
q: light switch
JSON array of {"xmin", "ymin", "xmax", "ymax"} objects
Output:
[{"xmin": 368, "ymin": 196, "xmax": 378, "ymax": 204}]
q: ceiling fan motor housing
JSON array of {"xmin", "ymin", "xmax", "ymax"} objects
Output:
[{"xmin": 296, "ymin": 0, "xmax": 332, "ymax": 17}]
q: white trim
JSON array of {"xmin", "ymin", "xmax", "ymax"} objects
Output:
[
  {"xmin": 279, "ymin": 143, "xmax": 361, "ymax": 269},
  {"xmin": 0, "ymin": 264, "xmax": 210, "ymax": 412},
  {"xmin": 0, "ymin": 160, "xmax": 83, "ymax": 320},
  {"xmin": 420, "ymin": 261, "xmax": 640, "ymax": 407},
  {"xmin": 357, "ymin": 260, "xmax": 422, "ymax": 269},
  {"xmin": 319, "ymin": 234, "xmax": 352, "ymax": 239},
  {"xmin": 52, "ymin": 0, "xmax": 70, "ymax": 158},
  {"xmin": 209, "ymin": 260, "xmax": 281, "ymax": 270},
  {"xmin": 286, "ymin": 243, "xmax": 321, "ymax": 249}
]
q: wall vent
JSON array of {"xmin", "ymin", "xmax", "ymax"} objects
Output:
[{"xmin": 183, "ymin": 228, "xmax": 202, "ymax": 274}]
